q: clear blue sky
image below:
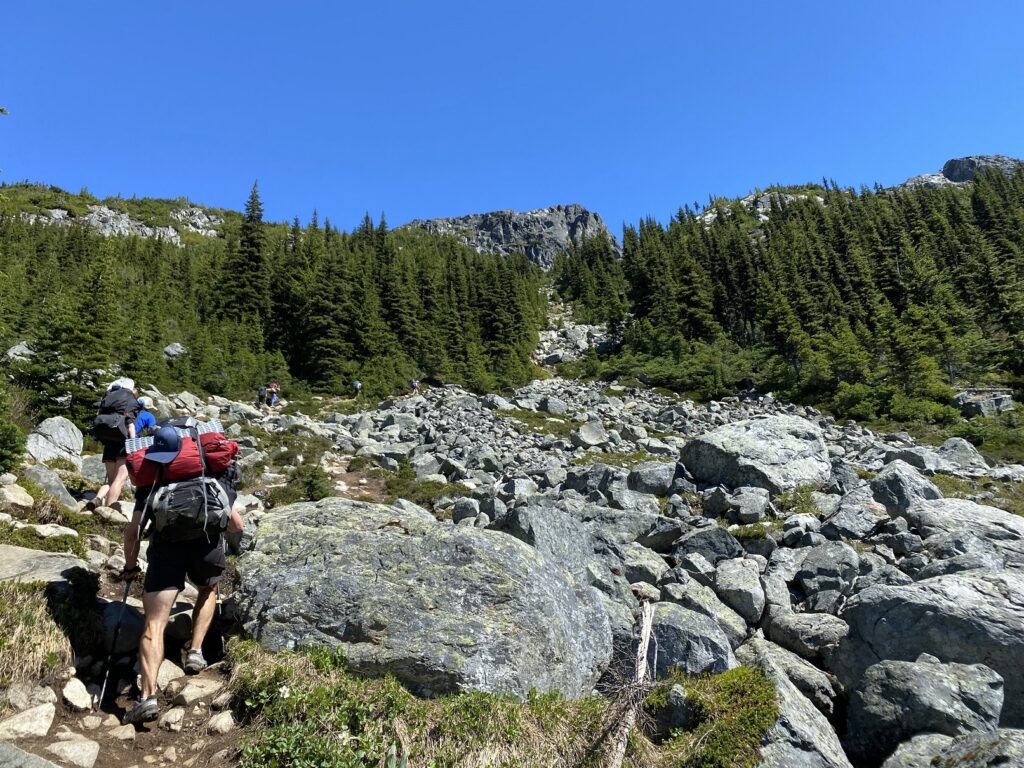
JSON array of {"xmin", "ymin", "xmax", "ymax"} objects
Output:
[{"xmin": 3, "ymin": 1, "xmax": 1023, "ymax": 234}]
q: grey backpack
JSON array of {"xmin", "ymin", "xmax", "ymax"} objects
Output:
[{"xmin": 149, "ymin": 477, "xmax": 232, "ymax": 542}]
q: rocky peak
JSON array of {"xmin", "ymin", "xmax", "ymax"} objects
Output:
[
  {"xmin": 902, "ymin": 154, "xmax": 1022, "ymax": 189},
  {"xmin": 400, "ymin": 203, "xmax": 620, "ymax": 269}
]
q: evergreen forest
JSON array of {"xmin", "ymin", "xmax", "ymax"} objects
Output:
[
  {"xmin": 552, "ymin": 168, "xmax": 1024, "ymax": 423},
  {"xmin": 0, "ymin": 183, "xmax": 544, "ymax": 435}
]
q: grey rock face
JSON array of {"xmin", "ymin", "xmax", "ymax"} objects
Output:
[
  {"xmin": 834, "ymin": 570, "xmax": 1024, "ymax": 726},
  {"xmin": 671, "ymin": 524, "xmax": 744, "ymax": 565},
  {"xmin": 401, "ymin": 204, "xmax": 621, "ymax": 269},
  {"xmin": 236, "ymin": 498, "xmax": 612, "ymax": 698},
  {"xmin": 22, "ymin": 464, "xmax": 78, "ymax": 511},
  {"xmin": 929, "ymin": 729, "xmax": 1024, "ymax": 767},
  {"xmin": 680, "ymin": 415, "xmax": 831, "ymax": 493},
  {"xmin": 627, "ymin": 462, "xmax": 676, "ymax": 497},
  {"xmin": 821, "ymin": 486, "xmax": 890, "ymax": 541},
  {"xmin": 793, "ymin": 542, "xmax": 860, "ymax": 614},
  {"xmin": 163, "ymin": 342, "xmax": 188, "ymax": 360},
  {"xmin": 870, "ymin": 460, "xmax": 942, "ymax": 515},
  {"xmin": 846, "ymin": 656, "xmax": 1004, "ymax": 764},
  {"xmin": 659, "ymin": 574, "xmax": 748, "ymax": 649},
  {"xmin": 644, "ymin": 602, "xmax": 736, "ymax": 678},
  {"xmin": 899, "ymin": 499, "xmax": 1024, "ymax": 568},
  {"xmin": 767, "ymin": 611, "xmax": 849, "ymax": 662},
  {"xmin": 714, "ymin": 557, "xmax": 765, "ymax": 624},
  {"xmin": 902, "ymin": 155, "xmax": 1023, "ymax": 188},
  {"xmin": 26, "ymin": 417, "xmax": 84, "ymax": 469},
  {"xmin": 936, "ymin": 437, "xmax": 990, "ymax": 475},
  {"xmin": 737, "ymin": 637, "xmax": 838, "ymax": 718},
  {"xmin": 0, "ymin": 544, "xmax": 88, "ymax": 584},
  {"xmin": 740, "ymin": 636, "xmax": 853, "ymax": 768}
]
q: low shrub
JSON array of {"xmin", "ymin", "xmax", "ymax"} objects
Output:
[
  {"xmin": 0, "ymin": 522, "xmax": 86, "ymax": 558},
  {"xmin": 775, "ymin": 485, "xmax": 819, "ymax": 518},
  {"xmin": 382, "ymin": 461, "xmax": 449, "ymax": 512},
  {"xmin": 266, "ymin": 464, "xmax": 332, "ymax": 508}
]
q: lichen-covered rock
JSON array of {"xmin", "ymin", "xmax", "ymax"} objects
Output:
[
  {"xmin": 870, "ymin": 460, "xmax": 942, "ymax": 515},
  {"xmin": 834, "ymin": 570, "xmax": 1024, "ymax": 726},
  {"xmin": 236, "ymin": 498, "xmax": 612, "ymax": 698},
  {"xmin": 680, "ymin": 416, "xmax": 831, "ymax": 493},
  {"xmin": 737, "ymin": 637, "xmax": 838, "ymax": 718},
  {"xmin": 882, "ymin": 728, "xmax": 1024, "ymax": 768},
  {"xmin": 644, "ymin": 602, "xmax": 736, "ymax": 678},
  {"xmin": 898, "ymin": 499, "xmax": 1024, "ymax": 569},
  {"xmin": 846, "ymin": 655, "xmax": 1004, "ymax": 764},
  {"xmin": 741, "ymin": 636, "xmax": 853, "ymax": 768},
  {"xmin": 26, "ymin": 417, "xmax": 84, "ymax": 469}
]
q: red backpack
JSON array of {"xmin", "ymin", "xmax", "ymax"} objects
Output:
[{"xmin": 127, "ymin": 431, "xmax": 238, "ymax": 487}]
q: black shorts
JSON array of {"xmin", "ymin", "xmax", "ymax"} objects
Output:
[
  {"xmin": 101, "ymin": 442, "xmax": 127, "ymax": 462},
  {"xmin": 144, "ymin": 536, "xmax": 226, "ymax": 593}
]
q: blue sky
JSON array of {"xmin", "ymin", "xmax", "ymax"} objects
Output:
[{"xmin": 2, "ymin": 1, "xmax": 1023, "ymax": 234}]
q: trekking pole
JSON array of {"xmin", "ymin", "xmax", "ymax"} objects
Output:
[{"xmin": 96, "ymin": 578, "xmax": 133, "ymax": 711}]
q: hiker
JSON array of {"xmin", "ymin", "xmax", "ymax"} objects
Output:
[
  {"xmin": 410, "ymin": 378, "xmax": 420, "ymax": 394},
  {"xmin": 267, "ymin": 382, "xmax": 280, "ymax": 408},
  {"xmin": 353, "ymin": 379, "xmax": 363, "ymax": 398},
  {"xmin": 120, "ymin": 424, "xmax": 244, "ymax": 724},
  {"xmin": 135, "ymin": 396, "xmax": 157, "ymax": 437},
  {"xmin": 92, "ymin": 378, "xmax": 140, "ymax": 508},
  {"xmin": 257, "ymin": 383, "xmax": 269, "ymax": 408}
]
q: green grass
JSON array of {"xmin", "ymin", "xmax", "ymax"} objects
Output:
[
  {"xmin": 644, "ymin": 667, "xmax": 778, "ymax": 768},
  {"xmin": 266, "ymin": 464, "xmax": 333, "ymax": 509},
  {"xmin": 12, "ymin": 475, "xmax": 123, "ymax": 541},
  {"xmin": 571, "ymin": 449, "xmax": 655, "ymax": 468},
  {"xmin": 382, "ymin": 460, "xmax": 452, "ymax": 515},
  {"xmin": 499, "ymin": 408, "xmax": 577, "ymax": 439},
  {"xmin": 0, "ymin": 522, "xmax": 86, "ymax": 558},
  {"xmin": 928, "ymin": 474, "xmax": 1024, "ymax": 518},
  {"xmin": 229, "ymin": 640, "xmax": 611, "ymax": 768},
  {"xmin": 775, "ymin": 485, "xmax": 820, "ymax": 518}
]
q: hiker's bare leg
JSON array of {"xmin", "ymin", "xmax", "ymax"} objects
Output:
[
  {"xmin": 105, "ymin": 459, "xmax": 129, "ymax": 505},
  {"xmin": 190, "ymin": 585, "xmax": 217, "ymax": 652},
  {"xmin": 96, "ymin": 461, "xmax": 115, "ymax": 505},
  {"xmin": 140, "ymin": 588, "xmax": 178, "ymax": 699}
]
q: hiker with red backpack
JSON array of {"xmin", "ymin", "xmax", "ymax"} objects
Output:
[
  {"xmin": 91, "ymin": 378, "xmax": 141, "ymax": 508},
  {"xmin": 118, "ymin": 419, "xmax": 243, "ymax": 724}
]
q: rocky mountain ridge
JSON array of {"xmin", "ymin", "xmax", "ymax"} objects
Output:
[
  {"xmin": 901, "ymin": 154, "xmax": 1023, "ymax": 189},
  {"xmin": 400, "ymin": 203, "xmax": 621, "ymax": 269},
  {"xmin": 2, "ymin": 315, "xmax": 1022, "ymax": 766},
  {"xmin": 19, "ymin": 204, "xmax": 223, "ymax": 247}
]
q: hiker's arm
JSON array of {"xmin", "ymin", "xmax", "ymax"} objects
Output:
[
  {"xmin": 127, "ymin": 420, "xmax": 136, "ymax": 439},
  {"xmin": 123, "ymin": 504, "xmax": 144, "ymax": 569}
]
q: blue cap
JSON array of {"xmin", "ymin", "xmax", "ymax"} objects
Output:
[{"xmin": 146, "ymin": 425, "xmax": 182, "ymax": 464}]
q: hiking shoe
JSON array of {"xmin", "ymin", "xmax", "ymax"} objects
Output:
[
  {"xmin": 184, "ymin": 650, "xmax": 208, "ymax": 674},
  {"xmin": 123, "ymin": 696, "xmax": 159, "ymax": 724}
]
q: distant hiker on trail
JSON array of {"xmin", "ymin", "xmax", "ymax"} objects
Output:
[
  {"xmin": 119, "ymin": 422, "xmax": 244, "ymax": 724},
  {"xmin": 268, "ymin": 382, "xmax": 280, "ymax": 408},
  {"xmin": 257, "ymin": 384, "xmax": 269, "ymax": 408},
  {"xmin": 353, "ymin": 379, "xmax": 363, "ymax": 398},
  {"xmin": 410, "ymin": 378, "xmax": 420, "ymax": 394},
  {"xmin": 135, "ymin": 396, "xmax": 157, "ymax": 436},
  {"xmin": 90, "ymin": 377, "xmax": 140, "ymax": 508}
]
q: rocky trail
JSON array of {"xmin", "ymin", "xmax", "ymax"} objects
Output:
[{"xmin": 2, "ymin": 317, "xmax": 1024, "ymax": 767}]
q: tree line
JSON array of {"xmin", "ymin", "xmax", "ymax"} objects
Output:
[
  {"xmin": 552, "ymin": 168, "xmax": 1024, "ymax": 422},
  {"xmin": 0, "ymin": 182, "xmax": 545, "ymax": 433}
]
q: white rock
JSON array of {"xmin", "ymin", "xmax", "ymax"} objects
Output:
[
  {"xmin": 47, "ymin": 738, "xmax": 100, "ymax": 768},
  {"xmin": 159, "ymin": 706, "xmax": 185, "ymax": 732},
  {"xmin": 0, "ymin": 484, "xmax": 34, "ymax": 514},
  {"xmin": 0, "ymin": 702, "xmax": 56, "ymax": 739},
  {"xmin": 157, "ymin": 659, "xmax": 186, "ymax": 690},
  {"xmin": 206, "ymin": 710, "xmax": 234, "ymax": 735},
  {"xmin": 62, "ymin": 678, "xmax": 93, "ymax": 712}
]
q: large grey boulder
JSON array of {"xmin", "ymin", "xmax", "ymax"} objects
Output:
[
  {"xmin": 0, "ymin": 544, "xmax": 89, "ymax": 584},
  {"xmin": 766, "ymin": 611, "xmax": 849, "ymax": 662},
  {"xmin": 26, "ymin": 417, "xmax": 84, "ymax": 470},
  {"xmin": 679, "ymin": 415, "xmax": 831, "ymax": 493},
  {"xmin": 898, "ymin": 499, "xmax": 1024, "ymax": 568},
  {"xmin": 793, "ymin": 542, "xmax": 860, "ymax": 614},
  {"xmin": 659, "ymin": 575, "xmax": 748, "ymax": 649},
  {"xmin": 870, "ymin": 460, "xmax": 942, "ymax": 515},
  {"xmin": 671, "ymin": 523, "xmax": 744, "ymax": 565},
  {"xmin": 936, "ymin": 437, "xmax": 989, "ymax": 476},
  {"xmin": 821, "ymin": 486, "xmax": 889, "ymax": 540},
  {"xmin": 626, "ymin": 462, "xmax": 676, "ymax": 497},
  {"xmin": 845, "ymin": 655, "xmax": 1003, "ymax": 764},
  {"xmin": 236, "ymin": 498, "xmax": 612, "ymax": 698},
  {"xmin": 834, "ymin": 570, "xmax": 1024, "ymax": 726},
  {"xmin": 737, "ymin": 637, "xmax": 838, "ymax": 718},
  {"xmin": 644, "ymin": 602, "xmax": 736, "ymax": 678},
  {"xmin": 571, "ymin": 420, "xmax": 609, "ymax": 449},
  {"xmin": 714, "ymin": 557, "xmax": 765, "ymax": 624},
  {"xmin": 21, "ymin": 465, "xmax": 77, "ymax": 511},
  {"xmin": 882, "ymin": 729, "xmax": 1024, "ymax": 768},
  {"xmin": 740, "ymin": 636, "xmax": 853, "ymax": 768}
]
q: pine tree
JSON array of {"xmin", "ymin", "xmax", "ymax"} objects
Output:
[{"xmin": 223, "ymin": 181, "xmax": 269, "ymax": 324}]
